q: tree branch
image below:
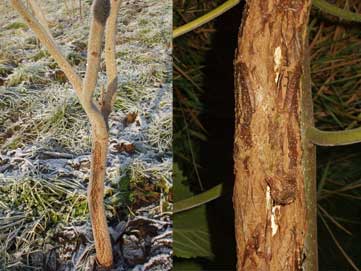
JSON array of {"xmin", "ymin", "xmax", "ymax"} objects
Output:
[
  {"xmin": 82, "ymin": 0, "xmax": 108, "ymax": 102},
  {"xmin": 10, "ymin": 0, "xmax": 82, "ymax": 94},
  {"xmin": 313, "ymin": 0, "xmax": 361, "ymax": 22},
  {"xmin": 101, "ymin": 0, "xmax": 121, "ymax": 121},
  {"xmin": 80, "ymin": 0, "xmax": 110, "ymax": 134},
  {"xmin": 307, "ymin": 126, "xmax": 361, "ymax": 146},
  {"xmin": 28, "ymin": 0, "xmax": 51, "ymax": 36},
  {"xmin": 174, "ymin": 184, "xmax": 223, "ymax": 214},
  {"xmin": 173, "ymin": 0, "xmax": 240, "ymax": 39}
]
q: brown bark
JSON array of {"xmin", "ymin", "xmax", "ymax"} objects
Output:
[
  {"xmin": 88, "ymin": 129, "xmax": 113, "ymax": 268},
  {"xmin": 233, "ymin": 0, "xmax": 313, "ymax": 270}
]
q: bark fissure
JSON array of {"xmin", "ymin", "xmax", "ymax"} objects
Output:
[{"xmin": 233, "ymin": 0, "xmax": 313, "ymax": 270}]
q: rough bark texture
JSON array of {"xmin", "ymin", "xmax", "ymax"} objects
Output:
[
  {"xmin": 88, "ymin": 131, "xmax": 113, "ymax": 268},
  {"xmin": 233, "ymin": 0, "xmax": 312, "ymax": 270}
]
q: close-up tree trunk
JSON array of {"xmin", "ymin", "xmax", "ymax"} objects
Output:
[
  {"xmin": 233, "ymin": 0, "xmax": 315, "ymax": 270},
  {"xmin": 174, "ymin": 0, "xmax": 361, "ymax": 270}
]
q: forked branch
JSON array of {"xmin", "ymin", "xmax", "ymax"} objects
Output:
[
  {"xmin": 82, "ymin": 0, "xmax": 113, "ymax": 268},
  {"xmin": 10, "ymin": 0, "xmax": 121, "ymax": 268}
]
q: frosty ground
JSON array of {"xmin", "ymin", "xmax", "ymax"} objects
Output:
[{"xmin": 0, "ymin": 0, "xmax": 172, "ymax": 270}]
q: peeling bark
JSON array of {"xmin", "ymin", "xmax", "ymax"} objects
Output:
[{"xmin": 233, "ymin": 0, "xmax": 313, "ymax": 270}]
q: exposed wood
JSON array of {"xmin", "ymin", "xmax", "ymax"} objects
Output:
[
  {"xmin": 88, "ymin": 135, "xmax": 113, "ymax": 267},
  {"xmin": 233, "ymin": 0, "xmax": 313, "ymax": 270}
]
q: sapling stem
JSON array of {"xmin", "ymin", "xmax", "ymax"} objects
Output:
[
  {"xmin": 174, "ymin": 184, "xmax": 223, "ymax": 214},
  {"xmin": 10, "ymin": 0, "xmax": 121, "ymax": 268},
  {"xmin": 307, "ymin": 126, "xmax": 361, "ymax": 146},
  {"xmin": 173, "ymin": 0, "xmax": 240, "ymax": 39}
]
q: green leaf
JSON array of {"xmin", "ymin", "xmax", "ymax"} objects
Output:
[
  {"xmin": 173, "ymin": 169, "xmax": 213, "ymax": 259},
  {"xmin": 174, "ymin": 205, "xmax": 213, "ymax": 259},
  {"xmin": 173, "ymin": 260, "xmax": 204, "ymax": 271},
  {"xmin": 173, "ymin": 162, "xmax": 193, "ymax": 202},
  {"xmin": 174, "ymin": 184, "xmax": 223, "ymax": 213}
]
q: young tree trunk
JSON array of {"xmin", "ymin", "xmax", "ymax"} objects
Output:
[
  {"xmin": 88, "ymin": 126, "xmax": 113, "ymax": 267},
  {"xmin": 10, "ymin": 0, "xmax": 122, "ymax": 268},
  {"xmin": 233, "ymin": 0, "xmax": 316, "ymax": 270}
]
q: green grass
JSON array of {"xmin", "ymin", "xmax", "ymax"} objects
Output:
[
  {"xmin": 4, "ymin": 21, "xmax": 28, "ymax": 30},
  {"xmin": 0, "ymin": 176, "xmax": 87, "ymax": 269}
]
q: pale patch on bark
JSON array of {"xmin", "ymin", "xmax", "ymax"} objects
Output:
[
  {"xmin": 266, "ymin": 185, "xmax": 272, "ymax": 209},
  {"xmin": 271, "ymin": 205, "xmax": 280, "ymax": 236},
  {"xmin": 267, "ymin": 185, "xmax": 280, "ymax": 237},
  {"xmin": 274, "ymin": 46, "xmax": 282, "ymax": 84}
]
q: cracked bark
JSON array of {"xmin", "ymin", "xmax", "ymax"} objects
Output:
[{"xmin": 233, "ymin": 0, "xmax": 315, "ymax": 270}]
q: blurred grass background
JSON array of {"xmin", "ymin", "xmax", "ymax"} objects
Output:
[{"xmin": 174, "ymin": 0, "xmax": 361, "ymax": 269}]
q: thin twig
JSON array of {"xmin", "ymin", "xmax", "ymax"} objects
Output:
[
  {"xmin": 101, "ymin": 0, "xmax": 121, "ymax": 121},
  {"xmin": 319, "ymin": 213, "xmax": 360, "ymax": 271},
  {"xmin": 318, "ymin": 204, "xmax": 352, "ymax": 236},
  {"xmin": 27, "ymin": 0, "xmax": 51, "ymax": 36},
  {"xmin": 173, "ymin": 0, "xmax": 240, "ymax": 38},
  {"xmin": 307, "ymin": 126, "xmax": 361, "ymax": 146},
  {"xmin": 10, "ymin": 0, "xmax": 82, "ymax": 94}
]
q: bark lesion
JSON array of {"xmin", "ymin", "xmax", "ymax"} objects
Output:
[
  {"xmin": 93, "ymin": 0, "xmax": 111, "ymax": 25},
  {"xmin": 234, "ymin": 61, "xmax": 254, "ymax": 148},
  {"xmin": 265, "ymin": 175, "xmax": 296, "ymax": 205},
  {"xmin": 241, "ymin": 223, "xmax": 268, "ymax": 269}
]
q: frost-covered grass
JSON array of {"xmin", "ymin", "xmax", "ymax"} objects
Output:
[
  {"xmin": 0, "ymin": 0, "xmax": 172, "ymax": 270},
  {"xmin": 0, "ymin": 85, "xmax": 89, "ymax": 152}
]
